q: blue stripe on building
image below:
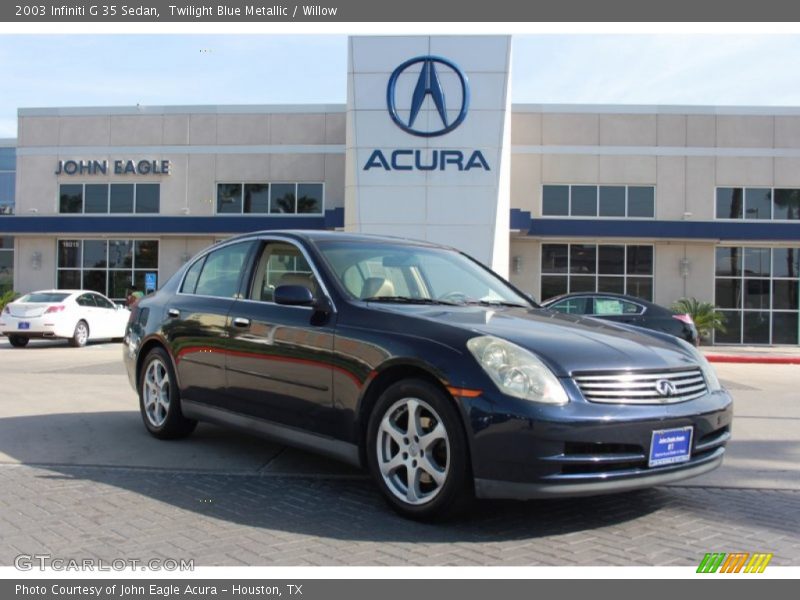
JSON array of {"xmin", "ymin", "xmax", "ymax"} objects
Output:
[
  {"xmin": 0, "ymin": 207, "xmax": 345, "ymax": 235},
  {"xmin": 510, "ymin": 209, "xmax": 800, "ymax": 241}
]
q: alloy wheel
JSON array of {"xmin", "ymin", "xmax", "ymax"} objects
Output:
[
  {"xmin": 76, "ymin": 322, "xmax": 88, "ymax": 346},
  {"xmin": 376, "ymin": 397, "xmax": 450, "ymax": 505},
  {"xmin": 143, "ymin": 358, "xmax": 170, "ymax": 427}
]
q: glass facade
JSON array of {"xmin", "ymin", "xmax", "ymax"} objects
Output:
[
  {"xmin": 715, "ymin": 246, "xmax": 799, "ymax": 344},
  {"xmin": 540, "ymin": 243, "xmax": 654, "ymax": 301},
  {"xmin": 716, "ymin": 187, "xmax": 800, "ymax": 220},
  {"xmin": 216, "ymin": 182, "xmax": 323, "ymax": 215},
  {"xmin": 542, "ymin": 185, "xmax": 655, "ymax": 218},
  {"xmin": 0, "ymin": 147, "xmax": 15, "ymax": 291},
  {"xmin": 0, "ymin": 147, "xmax": 14, "ymax": 216},
  {"xmin": 59, "ymin": 183, "xmax": 160, "ymax": 214},
  {"xmin": 0, "ymin": 236, "xmax": 12, "ymax": 293},
  {"xmin": 57, "ymin": 239, "xmax": 159, "ymax": 303}
]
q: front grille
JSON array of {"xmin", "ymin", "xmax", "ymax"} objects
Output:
[{"xmin": 574, "ymin": 367, "xmax": 708, "ymax": 405}]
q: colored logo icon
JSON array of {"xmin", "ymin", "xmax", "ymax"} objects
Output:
[
  {"xmin": 386, "ymin": 56, "xmax": 470, "ymax": 137},
  {"xmin": 696, "ymin": 552, "xmax": 773, "ymax": 573}
]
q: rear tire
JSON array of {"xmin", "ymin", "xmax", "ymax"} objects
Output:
[
  {"xmin": 8, "ymin": 335, "xmax": 29, "ymax": 348},
  {"xmin": 69, "ymin": 320, "xmax": 89, "ymax": 348},
  {"xmin": 139, "ymin": 347, "xmax": 197, "ymax": 440},
  {"xmin": 366, "ymin": 378, "xmax": 473, "ymax": 521}
]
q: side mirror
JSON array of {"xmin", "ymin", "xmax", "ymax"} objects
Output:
[{"xmin": 274, "ymin": 285, "xmax": 315, "ymax": 307}]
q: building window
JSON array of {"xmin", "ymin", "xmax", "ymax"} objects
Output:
[
  {"xmin": 540, "ymin": 243, "xmax": 654, "ymax": 302},
  {"xmin": 716, "ymin": 187, "xmax": 800, "ymax": 221},
  {"xmin": 58, "ymin": 183, "xmax": 160, "ymax": 214},
  {"xmin": 714, "ymin": 246, "xmax": 799, "ymax": 345},
  {"xmin": 0, "ymin": 236, "xmax": 13, "ymax": 293},
  {"xmin": 542, "ymin": 185, "xmax": 655, "ymax": 218},
  {"xmin": 57, "ymin": 239, "xmax": 159, "ymax": 303},
  {"xmin": 216, "ymin": 182, "xmax": 324, "ymax": 215},
  {"xmin": 0, "ymin": 147, "xmax": 14, "ymax": 215}
]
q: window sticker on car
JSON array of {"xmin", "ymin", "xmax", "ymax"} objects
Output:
[{"xmin": 595, "ymin": 299, "xmax": 622, "ymax": 314}]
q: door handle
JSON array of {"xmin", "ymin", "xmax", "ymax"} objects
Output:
[
  {"xmin": 232, "ymin": 317, "xmax": 251, "ymax": 328},
  {"xmin": 167, "ymin": 308, "xmax": 180, "ymax": 318}
]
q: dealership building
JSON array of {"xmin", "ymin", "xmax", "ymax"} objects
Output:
[{"xmin": 1, "ymin": 35, "xmax": 799, "ymax": 345}]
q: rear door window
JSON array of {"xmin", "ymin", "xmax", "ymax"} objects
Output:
[{"xmin": 194, "ymin": 242, "xmax": 255, "ymax": 298}]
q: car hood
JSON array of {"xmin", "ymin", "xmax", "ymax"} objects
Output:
[{"xmin": 376, "ymin": 305, "xmax": 698, "ymax": 376}]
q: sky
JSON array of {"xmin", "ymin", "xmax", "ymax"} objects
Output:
[{"xmin": 1, "ymin": 34, "xmax": 800, "ymax": 137}]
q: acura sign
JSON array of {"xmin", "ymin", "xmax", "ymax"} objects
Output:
[{"xmin": 363, "ymin": 54, "xmax": 489, "ymax": 172}]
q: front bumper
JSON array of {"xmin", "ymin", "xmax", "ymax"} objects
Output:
[
  {"xmin": 476, "ymin": 447, "xmax": 724, "ymax": 499},
  {"xmin": 465, "ymin": 384, "xmax": 733, "ymax": 500}
]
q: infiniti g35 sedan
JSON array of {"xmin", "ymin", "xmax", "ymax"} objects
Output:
[{"xmin": 123, "ymin": 231, "xmax": 732, "ymax": 519}]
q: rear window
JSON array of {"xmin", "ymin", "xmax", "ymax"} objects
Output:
[{"xmin": 18, "ymin": 293, "xmax": 70, "ymax": 303}]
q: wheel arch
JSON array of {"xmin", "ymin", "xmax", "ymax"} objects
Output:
[
  {"xmin": 355, "ymin": 361, "xmax": 464, "ymax": 469},
  {"xmin": 135, "ymin": 336, "xmax": 179, "ymax": 394}
]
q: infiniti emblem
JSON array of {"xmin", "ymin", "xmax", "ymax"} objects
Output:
[{"xmin": 655, "ymin": 379, "xmax": 678, "ymax": 398}]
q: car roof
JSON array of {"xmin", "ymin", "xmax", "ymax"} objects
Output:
[
  {"xmin": 219, "ymin": 229, "xmax": 451, "ymax": 250},
  {"xmin": 22, "ymin": 289, "xmax": 106, "ymax": 297}
]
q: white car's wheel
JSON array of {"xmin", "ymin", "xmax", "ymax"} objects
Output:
[{"xmin": 68, "ymin": 320, "xmax": 89, "ymax": 348}]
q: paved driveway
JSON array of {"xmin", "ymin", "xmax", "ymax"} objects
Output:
[{"xmin": 1, "ymin": 339, "xmax": 798, "ymax": 566}]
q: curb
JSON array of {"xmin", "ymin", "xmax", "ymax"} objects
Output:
[{"xmin": 705, "ymin": 354, "xmax": 800, "ymax": 365}]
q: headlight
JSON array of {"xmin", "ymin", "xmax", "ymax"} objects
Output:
[
  {"xmin": 678, "ymin": 339, "xmax": 722, "ymax": 392},
  {"xmin": 467, "ymin": 336, "xmax": 569, "ymax": 405}
]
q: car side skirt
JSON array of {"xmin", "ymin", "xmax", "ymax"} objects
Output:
[
  {"xmin": 181, "ymin": 400, "xmax": 362, "ymax": 467},
  {"xmin": 474, "ymin": 447, "xmax": 724, "ymax": 499}
]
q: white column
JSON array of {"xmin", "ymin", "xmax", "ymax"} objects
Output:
[{"xmin": 345, "ymin": 35, "xmax": 513, "ymax": 277}]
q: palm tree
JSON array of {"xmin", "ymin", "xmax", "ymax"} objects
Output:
[{"xmin": 671, "ymin": 297, "xmax": 727, "ymax": 343}]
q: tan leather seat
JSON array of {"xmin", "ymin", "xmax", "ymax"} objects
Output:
[{"xmin": 361, "ymin": 277, "xmax": 395, "ymax": 299}]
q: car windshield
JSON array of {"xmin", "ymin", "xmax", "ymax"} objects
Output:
[
  {"xmin": 17, "ymin": 292, "xmax": 70, "ymax": 303},
  {"xmin": 316, "ymin": 241, "xmax": 533, "ymax": 307}
]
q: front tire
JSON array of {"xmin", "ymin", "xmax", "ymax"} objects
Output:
[
  {"xmin": 139, "ymin": 347, "xmax": 197, "ymax": 440},
  {"xmin": 366, "ymin": 378, "xmax": 472, "ymax": 520},
  {"xmin": 69, "ymin": 320, "xmax": 89, "ymax": 347},
  {"xmin": 8, "ymin": 335, "xmax": 29, "ymax": 348}
]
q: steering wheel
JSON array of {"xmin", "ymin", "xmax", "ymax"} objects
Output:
[{"xmin": 438, "ymin": 291, "xmax": 469, "ymax": 304}]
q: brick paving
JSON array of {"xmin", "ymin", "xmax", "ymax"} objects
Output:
[{"xmin": 1, "ymin": 464, "xmax": 798, "ymax": 566}]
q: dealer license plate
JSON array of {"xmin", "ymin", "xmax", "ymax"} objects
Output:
[{"xmin": 649, "ymin": 426, "xmax": 693, "ymax": 467}]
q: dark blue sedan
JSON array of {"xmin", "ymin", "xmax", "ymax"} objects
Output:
[{"xmin": 123, "ymin": 231, "xmax": 732, "ymax": 520}]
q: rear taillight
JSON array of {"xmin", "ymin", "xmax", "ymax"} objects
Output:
[
  {"xmin": 672, "ymin": 313, "xmax": 693, "ymax": 325},
  {"xmin": 44, "ymin": 305, "xmax": 66, "ymax": 314},
  {"xmin": 2, "ymin": 306, "xmax": 9, "ymax": 314}
]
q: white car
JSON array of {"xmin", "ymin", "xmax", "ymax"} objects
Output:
[{"xmin": 1, "ymin": 289, "xmax": 131, "ymax": 348}]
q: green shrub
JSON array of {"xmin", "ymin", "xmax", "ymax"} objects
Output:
[
  {"xmin": 0, "ymin": 289, "xmax": 19, "ymax": 312},
  {"xmin": 671, "ymin": 297, "xmax": 727, "ymax": 343}
]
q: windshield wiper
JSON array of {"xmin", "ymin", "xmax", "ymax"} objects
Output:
[
  {"xmin": 362, "ymin": 296, "xmax": 460, "ymax": 306},
  {"xmin": 461, "ymin": 299, "xmax": 531, "ymax": 308}
]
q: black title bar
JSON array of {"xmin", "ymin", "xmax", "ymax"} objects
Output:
[{"xmin": 3, "ymin": 0, "xmax": 800, "ymax": 22}]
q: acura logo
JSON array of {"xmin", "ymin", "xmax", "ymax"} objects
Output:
[
  {"xmin": 655, "ymin": 379, "xmax": 678, "ymax": 397},
  {"xmin": 386, "ymin": 55, "xmax": 470, "ymax": 137}
]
